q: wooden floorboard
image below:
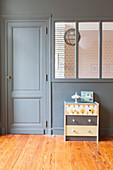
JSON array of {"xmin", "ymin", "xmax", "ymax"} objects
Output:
[{"xmin": 0, "ymin": 135, "xmax": 112, "ymax": 170}]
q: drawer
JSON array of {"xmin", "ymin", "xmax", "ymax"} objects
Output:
[
  {"xmin": 66, "ymin": 104, "xmax": 97, "ymax": 115},
  {"xmin": 66, "ymin": 116, "xmax": 97, "ymax": 125},
  {"xmin": 66, "ymin": 125, "xmax": 97, "ymax": 136}
]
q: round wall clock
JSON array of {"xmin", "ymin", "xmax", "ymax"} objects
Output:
[{"xmin": 64, "ymin": 28, "xmax": 81, "ymax": 46}]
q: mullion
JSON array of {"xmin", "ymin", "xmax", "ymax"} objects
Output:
[
  {"xmin": 75, "ymin": 21, "xmax": 78, "ymax": 79},
  {"xmin": 98, "ymin": 22, "xmax": 102, "ymax": 79}
]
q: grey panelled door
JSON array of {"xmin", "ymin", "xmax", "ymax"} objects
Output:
[{"xmin": 7, "ymin": 21, "xmax": 48, "ymax": 134}]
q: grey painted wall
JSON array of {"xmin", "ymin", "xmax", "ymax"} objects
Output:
[
  {"xmin": 0, "ymin": 0, "xmax": 1, "ymax": 132},
  {"xmin": 1, "ymin": 0, "xmax": 113, "ymax": 19},
  {"xmin": 0, "ymin": 0, "xmax": 113, "ymax": 135},
  {"xmin": 0, "ymin": 0, "xmax": 1, "ymax": 14},
  {"xmin": 52, "ymin": 83, "xmax": 113, "ymax": 135}
]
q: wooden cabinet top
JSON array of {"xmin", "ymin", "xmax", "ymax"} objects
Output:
[{"xmin": 64, "ymin": 101, "xmax": 99, "ymax": 105}]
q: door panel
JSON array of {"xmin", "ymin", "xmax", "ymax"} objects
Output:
[
  {"xmin": 13, "ymin": 28, "xmax": 40, "ymax": 90},
  {"xmin": 13, "ymin": 99, "xmax": 40, "ymax": 123},
  {"xmin": 7, "ymin": 21, "xmax": 48, "ymax": 134}
]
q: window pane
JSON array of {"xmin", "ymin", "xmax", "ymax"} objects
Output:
[
  {"xmin": 78, "ymin": 22, "xmax": 99, "ymax": 78},
  {"xmin": 102, "ymin": 22, "xmax": 113, "ymax": 78},
  {"xmin": 55, "ymin": 22, "xmax": 75, "ymax": 78}
]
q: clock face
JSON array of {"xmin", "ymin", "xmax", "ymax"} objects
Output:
[{"xmin": 64, "ymin": 28, "xmax": 81, "ymax": 46}]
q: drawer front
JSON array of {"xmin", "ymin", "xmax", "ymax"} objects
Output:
[
  {"xmin": 66, "ymin": 104, "xmax": 97, "ymax": 115},
  {"xmin": 66, "ymin": 125, "xmax": 97, "ymax": 136},
  {"xmin": 66, "ymin": 116, "xmax": 97, "ymax": 125}
]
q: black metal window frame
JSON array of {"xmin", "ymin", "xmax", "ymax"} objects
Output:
[{"xmin": 53, "ymin": 20, "xmax": 113, "ymax": 83}]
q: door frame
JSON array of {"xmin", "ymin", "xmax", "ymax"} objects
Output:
[{"xmin": 0, "ymin": 15, "xmax": 52, "ymax": 134}]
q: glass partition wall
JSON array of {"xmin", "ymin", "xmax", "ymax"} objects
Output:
[
  {"xmin": 78, "ymin": 22, "xmax": 99, "ymax": 78},
  {"xmin": 102, "ymin": 22, "xmax": 113, "ymax": 78},
  {"xmin": 55, "ymin": 22, "xmax": 75, "ymax": 78},
  {"xmin": 55, "ymin": 21, "xmax": 113, "ymax": 80}
]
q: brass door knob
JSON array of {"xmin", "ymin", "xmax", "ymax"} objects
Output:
[{"xmin": 7, "ymin": 76, "xmax": 11, "ymax": 79}]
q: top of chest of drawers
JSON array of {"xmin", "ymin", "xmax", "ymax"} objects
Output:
[
  {"xmin": 64, "ymin": 101, "xmax": 99, "ymax": 116},
  {"xmin": 64, "ymin": 101, "xmax": 98, "ymax": 105}
]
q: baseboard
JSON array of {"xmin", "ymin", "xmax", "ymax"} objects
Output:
[
  {"xmin": 1, "ymin": 128, "xmax": 6, "ymax": 134},
  {"xmin": 9, "ymin": 128, "xmax": 45, "ymax": 134},
  {"xmin": 0, "ymin": 126, "xmax": 6, "ymax": 135},
  {"xmin": 0, "ymin": 123, "xmax": 2, "ymax": 134},
  {"xmin": 51, "ymin": 127, "xmax": 64, "ymax": 135},
  {"xmin": 48, "ymin": 128, "xmax": 52, "ymax": 135},
  {"xmin": 1, "ymin": 126, "xmax": 113, "ymax": 136}
]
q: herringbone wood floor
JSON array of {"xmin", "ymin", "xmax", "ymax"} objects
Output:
[{"xmin": 0, "ymin": 135, "xmax": 113, "ymax": 169}]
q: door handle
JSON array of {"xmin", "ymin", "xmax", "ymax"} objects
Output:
[{"xmin": 7, "ymin": 76, "xmax": 11, "ymax": 79}]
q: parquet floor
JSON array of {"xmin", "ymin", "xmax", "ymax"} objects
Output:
[{"xmin": 0, "ymin": 135, "xmax": 113, "ymax": 170}]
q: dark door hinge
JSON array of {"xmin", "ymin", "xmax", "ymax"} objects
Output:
[
  {"xmin": 46, "ymin": 74, "xmax": 48, "ymax": 81},
  {"xmin": 46, "ymin": 121, "xmax": 48, "ymax": 128},
  {"xmin": 46, "ymin": 27, "xmax": 48, "ymax": 34}
]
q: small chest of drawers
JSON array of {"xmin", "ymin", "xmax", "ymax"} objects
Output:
[{"xmin": 64, "ymin": 102, "xmax": 99, "ymax": 141}]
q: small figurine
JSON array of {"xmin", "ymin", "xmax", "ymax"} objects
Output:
[{"xmin": 71, "ymin": 92, "xmax": 81, "ymax": 103}]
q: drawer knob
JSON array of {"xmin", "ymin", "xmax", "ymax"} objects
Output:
[
  {"xmin": 88, "ymin": 130, "xmax": 91, "ymax": 133},
  {"xmin": 88, "ymin": 119, "xmax": 92, "ymax": 123},
  {"xmin": 72, "ymin": 119, "xmax": 76, "ymax": 122},
  {"xmin": 72, "ymin": 129, "xmax": 75, "ymax": 132}
]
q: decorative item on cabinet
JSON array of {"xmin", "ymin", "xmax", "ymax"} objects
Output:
[
  {"xmin": 64, "ymin": 101, "xmax": 99, "ymax": 141},
  {"xmin": 81, "ymin": 91, "xmax": 93, "ymax": 103},
  {"xmin": 71, "ymin": 92, "xmax": 81, "ymax": 103}
]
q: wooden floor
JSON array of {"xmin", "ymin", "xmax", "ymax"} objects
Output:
[{"xmin": 0, "ymin": 135, "xmax": 113, "ymax": 170}]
